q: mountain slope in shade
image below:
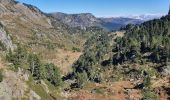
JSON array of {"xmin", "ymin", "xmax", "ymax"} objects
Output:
[
  {"xmin": 49, "ymin": 12, "xmax": 144, "ymax": 31},
  {"xmin": 99, "ymin": 17, "xmax": 143, "ymax": 30}
]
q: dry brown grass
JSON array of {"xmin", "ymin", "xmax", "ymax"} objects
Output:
[
  {"xmin": 152, "ymin": 77, "xmax": 170, "ymax": 88},
  {"xmin": 43, "ymin": 49, "xmax": 82, "ymax": 75},
  {"xmin": 30, "ymin": 46, "xmax": 82, "ymax": 75}
]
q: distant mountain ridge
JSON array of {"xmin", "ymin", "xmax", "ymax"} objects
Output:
[
  {"xmin": 49, "ymin": 12, "xmax": 144, "ymax": 31},
  {"xmin": 49, "ymin": 12, "xmax": 101, "ymax": 29},
  {"xmin": 99, "ymin": 17, "xmax": 143, "ymax": 30},
  {"xmin": 126, "ymin": 14, "xmax": 163, "ymax": 21}
]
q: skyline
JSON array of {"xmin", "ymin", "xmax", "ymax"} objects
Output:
[{"xmin": 17, "ymin": 0, "xmax": 170, "ymax": 17}]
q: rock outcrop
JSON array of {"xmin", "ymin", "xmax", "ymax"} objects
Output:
[
  {"xmin": 0, "ymin": 68, "xmax": 41, "ymax": 99},
  {"xmin": 0, "ymin": 25, "xmax": 14, "ymax": 50}
]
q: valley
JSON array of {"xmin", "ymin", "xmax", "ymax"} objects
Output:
[{"xmin": 0, "ymin": 0, "xmax": 169, "ymax": 100}]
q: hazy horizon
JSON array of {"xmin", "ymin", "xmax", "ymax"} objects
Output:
[{"xmin": 17, "ymin": 0, "xmax": 169, "ymax": 17}]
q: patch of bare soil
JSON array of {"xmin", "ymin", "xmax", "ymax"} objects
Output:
[{"xmin": 70, "ymin": 81, "xmax": 141, "ymax": 100}]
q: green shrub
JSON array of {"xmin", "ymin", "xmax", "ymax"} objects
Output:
[
  {"xmin": 28, "ymin": 53, "xmax": 43, "ymax": 80},
  {"xmin": 91, "ymin": 87, "xmax": 106, "ymax": 94},
  {"xmin": 142, "ymin": 89, "xmax": 157, "ymax": 100},
  {"xmin": 46, "ymin": 41, "xmax": 55, "ymax": 50},
  {"xmin": 0, "ymin": 41, "xmax": 6, "ymax": 51},
  {"xmin": 72, "ymin": 47, "xmax": 81, "ymax": 52},
  {"xmin": 6, "ymin": 44, "xmax": 27, "ymax": 69},
  {"xmin": 28, "ymin": 54, "xmax": 63, "ymax": 87},
  {"xmin": 44, "ymin": 63, "xmax": 62, "ymax": 87},
  {"xmin": 142, "ymin": 75, "xmax": 156, "ymax": 100},
  {"xmin": 0, "ymin": 70, "xmax": 3, "ymax": 82},
  {"xmin": 76, "ymin": 71, "xmax": 88, "ymax": 88},
  {"xmin": 143, "ymin": 76, "xmax": 151, "ymax": 89}
]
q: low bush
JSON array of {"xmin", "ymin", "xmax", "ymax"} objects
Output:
[{"xmin": 0, "ymin": 70, "xmax": 3, "ymax": 82}]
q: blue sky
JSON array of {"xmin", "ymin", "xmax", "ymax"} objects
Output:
[{"xmin": 17, "ymin": 0, "xmax": 170, "ymax": 17}]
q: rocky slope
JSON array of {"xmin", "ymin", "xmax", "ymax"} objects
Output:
[
  {"xmin": 0, "ymin": 24, "xmax": 14, "ymax": 50},
  {"xmin": 0, "ymin": 0, "xmax": 87, "ymax": 99},
  {"xmin": 0, "ymin": 0, "xmax": 84, "ymax": 47},
  {"xmin": 0, "ymin": 0, "xmax": 88, "ymax": 73},
  {"xmin": 50, "ymin": 12, "xmax": 101, "ymax": 29},
  {"xmin": 0, "ymin": 0, "xmax": 110, "ymax": 99}
]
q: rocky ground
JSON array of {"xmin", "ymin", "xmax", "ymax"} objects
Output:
[
  {"xmin": 0, "ymin": 57, "xmax": 41, "ymax": 100},
  {"xmin": 66, "ymin": 78, "xmax": 170, "ymax": 100}
]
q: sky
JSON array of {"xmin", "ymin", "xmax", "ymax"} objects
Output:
[{"xmin": 16, "ymin": 0, "xmax": 170, "ymax": 17}]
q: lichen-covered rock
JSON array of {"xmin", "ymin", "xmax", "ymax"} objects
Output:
[
  {"xmin": 0, "ymin": 25, "xmax": 14, "ymax": 51},
  {"xmin": 29, "ymin": 90, "xmax": 41, "ymax": 100},
  {"xmin": 163, "ymin": 65, "xmax": 170, "ymax": 75},
  {"xmin": 41, "ymin": 80, "xmax": 49, "ymax": 93}
]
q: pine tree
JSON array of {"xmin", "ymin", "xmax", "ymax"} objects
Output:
[
  {"xmin": 44, "ymin": 63, "xmax": 62, "ymax": 87},
  {"xmin": 28, "ymin": 54, "xmax": 43, "ymax": 80}
]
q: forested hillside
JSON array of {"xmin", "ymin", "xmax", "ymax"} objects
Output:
[{"xmin": 68, "ymin": 14, "xmax": 170, "ymax": 99}]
